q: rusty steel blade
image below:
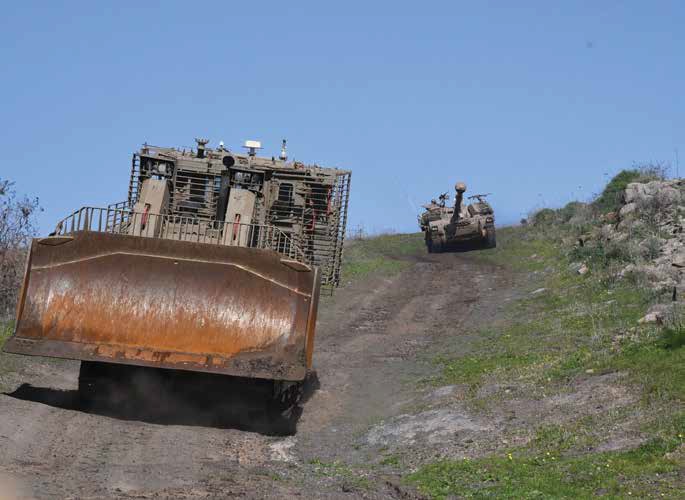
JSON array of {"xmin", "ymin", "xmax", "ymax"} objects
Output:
[{"xmin": 3, "ymin": 232, "xmax": 320, "ymax": 381}]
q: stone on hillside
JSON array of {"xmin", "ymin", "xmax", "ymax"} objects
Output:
[
  {"xmin": 619, "ymin": 202, "xmax": 637, "ymax": 218},
  {"xmin": 624, "ymin": 180, "xmax": 682, "ymax": 212},
  {"xmin": 568, "ymin": 262, "xmax": 583, "ymax": 273},
  {"xmin": 672, "ymin": 248, "xmax": 685, "ymax": 268},
  {"xmin": 599, "ymin": 224, "xmax": 627, "ymax": 243},
  {"xmin": 577, "ymin": 264, "xmax": 589, "ymax": 275},
  {"xmin": 660, "ymin": 219, "xmax": 685, "ymax": 236},
  {"xmin": 653, "ymin": 263, "xmax": 678, "ymax": 284},
  {"xmin": 620, "ymin": 262, "xmax": 677, "ymax": 290},
  {"xmin": 599, "ymin": 224, "xmax": 615, "ymax": 238},
  {"xmin": 663, "ymin": 238, "xmax": 683, "ymax": 252},
  {"xmin": 638, "ymin": 312, "xmax": 660, "ymax": 324},
  {"xmin": 638, "ymin": 304, "xmax": 671, "ymax": 325},
  {"xmin": 603, "ymin": 211, "xmax": 618, "ymax": 223},
  {"xmin": 624, "ymin": 183, "xmax": 647, "ymax": 204},
  {"xmin": 638, "ymin": 236, "xmax": 664, "ymax": 256},
  {"xmin": 643, "ymin": 181, "xmax": 664, "ymax": 197},
  {"xmin": 657, "ymin": 186, "xmax": 681, "ymax": 206},
  {"xmin": 619, "ymin": 263, "xmax": 636, "ymax": 277}
]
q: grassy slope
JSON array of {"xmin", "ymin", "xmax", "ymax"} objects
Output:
[
  {"xmin": 408, "ymin": 226, "xmax": 684, "ymax": 499},
  {"xmin": 339, "ymin": 233, "xmax": 424, "ymax": 282}
]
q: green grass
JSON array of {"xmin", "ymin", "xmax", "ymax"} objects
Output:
[
  {"xmin": 0, "ymin": 320, "xmax": 17, "ymax": 383},
  {"xmin": 307, "ymin": 458, "xmax": 372, "ymax": 490},
  {"xmin": 471, "ymin": 226, "xmax": 558, "ymax": 272},
  {"xmin": 407, "ymin": 432, "xmax": 683, "ymax": 499},
  {"xmin": 607, "ymin": 329, "xmax": 685, "ymax": 403},
  {"xmin": 436, "ymin": 352, "xmax": 541, "ymax": 389},
  {"xmin": 379, "ymin": 453, "xmax": 401, "ymax": 466},
  {"xmin": 341, "ymin": 233, "xmax": 424, "ymax": 282},
  {"xmin": 0, "ymin": 321, "xmax": 11, "ymax": 347},
  {"xmin": 437, "ymin": 224, "xmax": 676, "ymax": 392}
]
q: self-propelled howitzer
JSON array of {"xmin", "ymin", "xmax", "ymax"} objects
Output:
[{"xmin": 419, "ymin": 182, "xmax": 496, "ymax": 252}]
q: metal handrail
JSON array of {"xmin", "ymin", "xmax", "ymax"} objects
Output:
[
  {"xmin": 53, "ymin": 206, "xmax": 307, "ymax": 263},
  {"xmin": 107, "ymin": 200, "xmax": 130, "ymax": 210}
]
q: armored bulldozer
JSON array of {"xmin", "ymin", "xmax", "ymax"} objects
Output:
[
  {"xmin": 4, "ymin": 138, "xmax": 351, "ymax": 428},
  {"xmin": 418, "ymin": 182, "xmax": 495, "ymax": 252}
]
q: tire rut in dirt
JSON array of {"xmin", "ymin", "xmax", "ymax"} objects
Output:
[{"xmin": 297, "ymin": 253, "xmax": 489, "ymax": 464}]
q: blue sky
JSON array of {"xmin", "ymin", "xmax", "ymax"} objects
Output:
[{"xmin": 1, "ymin": 1, "xmax": 684, "ymax": 234}]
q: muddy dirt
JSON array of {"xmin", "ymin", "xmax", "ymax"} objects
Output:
[{"xmin": 0, "ymin": 250, "xmax": 598, "ymax": 499}]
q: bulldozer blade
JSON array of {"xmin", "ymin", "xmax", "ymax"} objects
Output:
[{"xmin": 3, "ymin": 231, "xmax": 321, "ymax": 381}]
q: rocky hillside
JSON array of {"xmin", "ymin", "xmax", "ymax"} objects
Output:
[{"xmin": 535, "ymin": 170, "xmax": 685, "ymax": 326}]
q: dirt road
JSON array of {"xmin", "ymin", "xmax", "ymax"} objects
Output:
[{"xmin": 0, "ymin": 250, "xmax": 513, "ymax": 499}]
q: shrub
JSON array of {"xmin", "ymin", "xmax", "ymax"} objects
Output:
[
  {"xmin": 603, "ymin": 239, "xmax": 635, "ymax": 262},
  {"xmin": 660, "ymin": 325, "xmax": 685, "ymax": 350},
  {"xmin": 557, "ymin": 201, "xmax": 586, "ymax": 223},
  {"xmin": 592, "ymin": 170, "xmax": 643, "ymax": 214},
  {"xmin": 569, "ymin": 243, "xmax": 605, "ymax": 263},
  {"xmin": 0, "ymin": 179, "xmax": 40, "ymax": 319},
  {"xmin": 569, "ymin": 238, "xmax": 639, "ymax": 269},
  {"xmin": 641, "ymin": 236, "xmax": 662, "ymax": 260},
  {"xmin": 637, "ymin": 162, "xmax": 669, "ymax": 181},
  {"xmin": 531, "ymin": 208, "xmax": 557, "ymax": 226},
  {"xmin": 592, "ymin": 166, "xmax": 667, "ymax": 215}
]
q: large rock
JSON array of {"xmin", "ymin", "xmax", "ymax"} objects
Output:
[
  {"xmin": 639, "ymin": 236, "xmax": 665, "ymax": 258},
  {"xmin": 624, "ymin": 180, "xmax": 682, "ymax": 207},
  {"xmin": 624, "ymin": 183, "xmax": 648, "ymax": 204},
  {"xmin": 672, "ymin": 248, "xmax": 685, "ymax": 268},
  {"xmin": 643, "ymin": 181, "xmax": 663, "ymax": 197},
  {"xmin": 619, "ymin": 202, "xmax": 637, "ymax": 218},
  {"xmin": 638, "ymin": 312, "xmax": 662, "ymax": 325},
  {"xmin": 620, "ymin": 262, "xmax": 677, "ymax": 290},
  {"xmin": 620, "ymin": 263, "xmax": 636, "ymax": 277},
  {"xmin": 653, "ymin": 263, "xmax": 678, "ymax": 284},
  {"xmin": 656, "ymin": 186, "xmax": 681, "ymax": 206},
  {"xmin": 597, "ymin": 224, "xmax": 627, "ymax": 244},
  {"xmin": 599, "ymin": 224, "xmax": 616, "ymax": 241},
  {"xmin": 638, "ymin": 304, "xmax": 673, "ymax": 325},
  {"xmin": 615, "ymin": 178, "xmax": 685, "ymax": 289}
]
